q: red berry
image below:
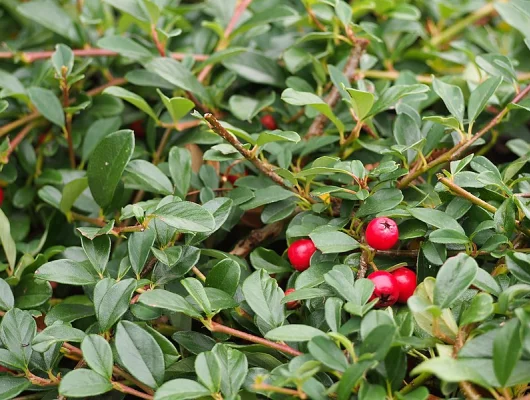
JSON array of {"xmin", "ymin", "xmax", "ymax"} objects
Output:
[
  {"xmin": 367, "ymin": 270, "xmax": 400, "ymax": 308},
  {"xmin": 0, "ymin": 366, "xmax": 10, "ymax": 373},
  {"xmin": 50, "ymin": 281, "xmax": 58, "ymax": 290},
  {"xmin": 226, "ymin": 175, "xmax": 239, "ymax": 185},
  {"xmin": 0, "ymin": 188, "xmax": 4, "ymax": 207},
  {"xmin": 260, "ymin": 114, "xmax": 278, "ymax": 130},
  {"xmin": 284, "ymin": 288, "xmax": 300, "ymax": 309},
  {"xmin": 287, "ymin": 239, "xmax": 316, "ymax": 272},
  {"xmin": 130, "ymin": 120, "xmax": 145, "ymax": 138},
  {"xmin": 365, "ymin": 217, "xmax": 399, "ymax": 250},
  {"xmin": 391, "ymin": 268, "xmax": 416, "ymax": 303}
]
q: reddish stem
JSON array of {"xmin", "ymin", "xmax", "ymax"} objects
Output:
[
  {"xmin": 209, "ymin": 321, "xmax": 302, "ymax": 357},
  {"xmin": 150, "ymin": 25, "xmax": 166, "ymax": 57}
]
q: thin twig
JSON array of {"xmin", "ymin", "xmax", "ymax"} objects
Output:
[
  {"xmin": 192, "ymin": 266, "xmax": 206, "ymax": 282},
  {"xmin": 306, "ymin": 39, "xmax": 368, "ymax": 139},
  {"xmin": 208, "ymin": 321, "xmax": 302, "ymax": 356},
  {"xmin": 253, "ymin": 383, "xmax": 307, "ymax": 399},
  {"xmin": 153, "ymin": 127, "xmax": 172, "ymax": 165},
  {"xmin": 198, "ymin": 0, "xmax": 252, "ymax": 82},
  {"xmin": 437, "ymin": 174, "xmax": 497, "ymax": 213},
  {"xmin": 230, "ymin": 220, "xmax": 285, "ymax": 258},
  {"xmin": 0, "ymin": 49, "xmax": 208, "ymax": 63},
  {"xmin": 150, "ymin": 25, "xmax": 166, "ymax": 57},
  {"xmin": 3, "ymin": 122, "xmax": 36, "ymax": 161},
  {"xmin": 399, "ymin": 83, "xmax": 530, "ymax": 188},
  {"xmin": 112, "ymin": 382, "xmax": 154, "ymax": 400},
  {"xmin": 203, "ymin": 113, "xmax": 293, "ymax": 191}
]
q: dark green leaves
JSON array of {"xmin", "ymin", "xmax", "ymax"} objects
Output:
[
  {"xmin": 153, "ymin": 201, "xmax": 215, "ymax": 233},
  {"xmin": 146, "ymin": 57, "xmax": 207, "ymax": 99},
  {"xmin": 242, "ymin": 270, "xmax": 284, "ymax": 331},
  {"xmin": 138, "ymin": 289, "xmax": 201, "ymax": 318},
  {"xmin": 310, "ymin": 230, "xmax": 359, "ymax": 253},
  {"xmin": 115, "ymin": 321, "xmax": 165, "ymax": 388},
  {"xmin": 103, "ymin": 86, "xmax": 158, "ymax": 121},
  {"xmin": 35, "ymin": 260, "xmax": 98, "ymax": 285},
  {"xmin": 59, "ymin": 369, "xmax": 113, "ymax": 397},
  {"xmin": 205, "ymin": 258, "xmax": 240, "ymax": 296},
  {"xmin": 468, "ymin": 76, "xmax": 502, "ymax": 124},
  {"xmin": 0, "ymin": 309, "xmax": 36, "ymax": 368},
  {"xmin": 506, "ymin": 252, "xmax": 530, "ymax": 284},
  {"xmin": 0, "ymin": 278, "xmax": 14, "ymax": 311},
  {"xmin": 81, "ymin": 235, "xmax": 110, "ymax": 276},
  {"xmin": 432, "ymin": 77, "xmax": 464, "ymax": 127},
  {"xmin": 434, "ymin": 254, "xmax": 478, "ymax": 309},
  {"xmin": 356, "ymin": 188, "xmax": 403, "ymax": 217},
  {"xmin": 31, "ymin": 323, "xmax": 85, "ymax": 352},
  {"xmin": 493, "ymin": 319, "xmax": 522, "ymax": 387},
  {"xmin": 94, "ymin": 278, "xmax": 136, "ymax": 332},
  {"xmin": 169, "ymin": 147, "xmax": 192, "ymax": 198},
  {"xmin": 0, "ymin": 210, "xmax": 16, "ymax": 270},
  {"xmin": 28, "ymin": 87, "xmax": 65, "ymax": 128},
  {"xmin": 128, "ymin": 228, "xmax": 156, "ymax": 277},
  {"xmin": 81, "ymin": 334, "xmax": 113, "ymax": 379},
  {"xmin": 87, "ymin": 130, "xmax": 134, "ymax": 208}
]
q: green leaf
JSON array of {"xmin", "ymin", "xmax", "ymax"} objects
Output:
[
  {"xmin": 228, "ymin": 93, "xmax": 275, "ymax": 121},
  {"xmin": 45, "ymin": 303, "xmax": 95, "ymax": 326},
  {"xmin": 432, "ymin": 77, "xmax": 464, "ymax": 126},
  {"xmin": 337, "ymin": 361, "xmax": 374, "ymax": 400},
  {"xmin": 495, "ymin": 0, "xmax": 530, "ymax": 39},
  {"xmin": 468, "ymin": 76, "xmax": 502, "ymax": 124},
  {"xmin": 81, "ymin": 117, "xmax": 122, "ymax": 163},
  {"xmin": 345, "ymin": 88, "xmax": 374, "ymax": 121},
  {"xmin": 28, "ymin": 87, "xmax": 64, "ymax": 128},
  {"xmin": 151, "ymin": 246, "xmax": 182, "ymax": 267},
  {"xmin": 429, "ymin": 229, "xmax": 470, "ymax": 245},
  {"xmin": 494, "ymin": 319, "xmax": 522, "ymax": 387},
  {"xmin": 81, "ymin": 334, "xmax": 113, "ymax": 379},
  {"xmin": 434, "ymin": 253, "xmax": 478, "ymax": 309},
  {"xmin": 97, "ymin": 35, "xmax": 152, "ymax": 60},
  {"xmin": 506, "ymin": 252, "xmax": 530, "ymax": 284},
  {"xmin": 181, "ymin": 278, "xmax": 212, "ymax": 316},
  {"xmin": 32, "ymin": 322, "xmax": 86, "ymax": 352},
  {"xmin": 411, "ymin": 357, "xmax": 488, "ymax": 387},
  {"xmin": 128, "ymin": 228, "xmax": 156, "ymax": 277},
  {"xmin": 103, "ymin": 86, "xmax": 158, "ymax": 121},
  {"xmin": 190, "ymin": 197, "xmax": 233, "ymax": 245},
  {"xmin": 157, "ymin": 90, "xmax": 195, "ymax": 123},
  {"xmin": 138, "ymin": 289, "xmax": 202, "ymax": 318},
  {"xmin": 368, "ymin": 84, "xmax": 429, "ymax": 117},
  {"xmin": 59, "ymin": 369, "xmax": 112, "ymax": 397},
  {"xmin": 357, "ymin": 188, "xmax": 403, "ymax": 217},
  {"xmin": 282, "ymin": 88, "xmax": 345, "ymax": 135},
  {"xmin": 308, "ymin": 336, "xmax": 349, "ymax": 372},
  {"xmin": 408, "ymin": 208, "xmax": 464, "ymax": 234},
  {"xmin": 145, "ymin": 57, "xmax": 207, "ymax": 99},
  {"xmin": 17, "ymin": 0, "xmax": 80, "ymax": 42},
  {"xmin": 250, "ymin": 247, "xmax": 293, "ymax": 274},
  {"xmin": 423, "ymin": 115, "xmax": 460, "ymax": 130},
  {"xmin": 14, "ymin": 276, "xmax": 51, "ymax": 309},
  {"xmin": 460, "ymin": 293, "xmax": 494, "ymax": 326},
  {"xmin": 115, "ymin": 321, "xmax": 165, "ymax": 388},
  {"xmin": 35, "ymin": 260, "xmax": 98, "ymax": 285},
  {"xmin": 93, "ymin": 278, "xmax": 136, "ymax": 332},
  {"xmin": 87, "ymin": 130, "xmax": 134, "ymax": 208},
  {"xmin": 81, "ymin": 235, "xmax": 110, "ymax": 275},
  {"xmin": 153, "ymin": 201, "xmax": 215, "ymax": 233},
  {"xmin": 124, "ymin": 160, "xmax": 173, "ymax": 195},
  {"xmin": 154, "ymin": 379, "xmax": 210, "ymax": 400},
  {"xmin": 205, "ymin": 258, "xmax": 240, "ymax": 296},
  {"xmin": 222, "ymin": 51, "xmax": 285, "ymax": 87},
  {"xmin": 212, "ymin": 344, "xmax": 248, "ymax": 398},
  {"xmin": 195, "ymin": 351, "xmax": 221, "ymax": 393},
  {"xmin": 240, "ymin": 186, "xmax": 296, "ymax": 210},
  {"xmin": 0, "ymin": 278, "xmax": 14, "ymax": 311},
  {"xmin": 242, "ymin": 269, "xmax": 284, "ymax": 330},
  {"xmin": 0, "ymin": 309, "xmax": 36, "ymax": 367},
  {"xmin": 51, "ymin": 44, "xmax": 74, "ymax": 77},
  {"xmin": 0, "ymin": 209, "xmax": 16, "ymax": 270},
  {"xmin": 169, "ymin": 147, "xmax": 192, "ymax": 198},
  {"xmin": 265, "ymin": 324, "xmax": 326, "ymax": 341},
  {"xmin": 60, "ymin": 177, "xmax": 89, "ymax": 215},
  {"xmin": 257, "ymin": 130, "xmax": 300, "ymax": 146},
  {"xmin": 310, "ymin": 230, "xmax": 359, "ymax": 253}
]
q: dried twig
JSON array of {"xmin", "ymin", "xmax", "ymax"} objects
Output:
[
  {"xmin": 230, "ymin": 220, "xmax": 285, "ymax": 258},
  {"xmin": 306, "ymin": 39, "xmax": 368, "ymax": 139}
]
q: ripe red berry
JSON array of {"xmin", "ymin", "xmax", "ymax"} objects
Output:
[
  {"xmin": 287, "ymin": 239, "xmax": 316, "ymax": 272},
  {"xmin": 130, "ymin": 120, "xmax": 145, "ymax": 138},
  {"xmin": 260, "ymin": 114, "xmax": 278, "ymax": 130},
  {"xmin": 284, "ymin": 288, "xmax": 300, "ymax": 309},
  {"xmin": 0, "ymin": 365, "xmax": 11, "ymax": 373},
  {"xmin": 0, "ymin": 188, "xmax": 4, "ymax": 207},
  {"xmin": 367, "ymin": 270, "xmax": 400, "ymax": 308},
  {"xmin": 365, "ymin": 217, "xmax": 399, "ymax": 250},
  {"xmin": 391, "ymin": 267, "xmax": 416, "ymax": 303},
  {"xmin": 226, "ymin": 175, "xmax": 239, "ymax": 185}
]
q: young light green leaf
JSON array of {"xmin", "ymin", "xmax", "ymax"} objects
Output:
[
  {"xmin": 345, "ymin": 88, "xmax": 374, "ymax": 121},
  {"xmin": 156, "ymin": 89, "xmax": 195, "ymax": 123},
  {"xmin": 51, "ymin": 44, "xmax": 74, "ymax": 77},
  {"xmin": 265, "ymin": 324, "xmax": 326, "ymax": 341},
  {"xmin": 103, "ymin": 86, "xmax": 158, "ymax": 121}
]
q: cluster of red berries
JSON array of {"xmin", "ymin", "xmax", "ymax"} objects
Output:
[
  {"xmin": 0, "ymin": 188, "xmax": 3, "ymax": 207},
  {"xmin": 283, "ymin": 217, "xmax": 416, "ymax": 309}
]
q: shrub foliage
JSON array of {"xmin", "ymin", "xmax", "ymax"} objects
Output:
[{"xmin": 1, "ymin": 1, "xmax": 530, "ymax": 399}]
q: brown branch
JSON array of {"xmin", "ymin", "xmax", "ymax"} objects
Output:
[
  {"xmin": 399, "ymin": 83, "xmax": 530, "ymax": 188},
  {"xmin": 150, "ymin": 25, "xmax": 166, "ymax": 57},
  {"xmin": 0, "ymin": 49, "xmax": 208, "ymax": 63},
  {"xmin": 208, "ymin": 321, "xmax": 302, "ymax": 356},
  {"xmin": 357, "ymin": 247, "xmax": 370, "ymax": 279},
  {"xmin": 230, "ymin": 220, "xmax": 285, "ymax": 258},
  {"xmin": 203, "ymin": 113, "xmax": 293, "ymax": 191},
  {"xmin": 192, "ymin": 266, "xmax": 206, "ymax": 282},
  {"xmin": 253, "ymin": 383, "xmax": 307, "ymax": 399},
  {"xmin": 198, "ymin": 0, "xmax": 253, "ymax": 82},
  {"xmin": 305, "ymin": 39, "xmax": 368, "ymax": 139},
  {"xmin": 112, "ymin": 382, "xmax": 154, "ymax": 400},
  {"xmin": 3, "ymin": 122, "xmax": 36, "ymax": 161}
]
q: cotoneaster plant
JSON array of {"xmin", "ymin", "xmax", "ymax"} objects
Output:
[{"xmin": 1, "ymin": 1, "xmax": 530, "ymax": 400}]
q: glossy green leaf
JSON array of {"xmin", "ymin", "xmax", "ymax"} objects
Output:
[
  {"xmin": 460, "ymin": 292, "xmax": 494, "ymax": 326},
  {"xmin": 93, "ymin": 278, "xmax": 136, "ymax": 332},
  {"xmin": 493, "ymin": 319, "xmax": 522, "ymax": 387},
  {"xmin": 35, "ymin": 260, "xmax": 98, "ymax": 285},
  {"xmin": 154, "ymin": 379, "xmax": 210, "ymax": 400},
  {"xmin": 265, "ymin": 324, "xmax": 326, "ymax": 341},
  {"xmin": 104, "ymin": 86, "xmax": 158, "ymax": 121},
  {"xmin": 153, "ymin": 201, "xmax": 215, "ymax": 233},
  {"xmin": 81, "ymin": 235, "xmax": 110, "ymax": 275},
  {"xmin": 124, "ymin": 160, "xmax": 173, "ymax": 195},
  {"xmin": 432, "ymin": 77, "xmax": 464, "ymax": 126},
  {"xmin": 468, "ymin": 76, "xmax": 502, "ymax": 124},
  {"xmin": 28, "ymin": 87, "xmax": 65, "ymax": 128},
  {"xmin": 59, "ymin": 369, "xmax": 112, "ymax": 397},
  {"xmin": 242, "ymin": 269, "xmax": 284, "ymax": 330},
  {"xmin": 0, "ymin": 278, "xmax": 14, "ymax": 311},
  {"xmin": 0, "ymin": 209, "xmax": 16, "ymax": 270},
  {"xmin": 128, "ymin": 228, "xmax": 156, "ymax": 277},
  {"xmin": 434, "ymin": 254, "xmax": 478, "ymax": 309},
  {"xmin": 205, "ymin": 258, "xmax": 240, "ymax": 296},
  {"xmin": 138, "ymin": 289, "xmax": 202, "ymax": 318},
  {"xmin": 310, "ymin": 230, "xmax": 359, "ymax": 254},
  {"xmin": 32, "ymin": 322, "xmax": 86, "ymax": 352},
  {"xmin": 51, "ymin": 44, "xmax": 74, "ymax": 77}
]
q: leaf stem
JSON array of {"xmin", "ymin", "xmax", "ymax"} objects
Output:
[
  {"xmin": 207, "ymin": 321, "xmax": 302, "ymax": 357},
  {"xmin": 150, "ymin": 24, "xmax": 166, "ymax": 57},
  {"xmin": 112, "ymin": 381, "xmax": 154, "ymax": 400},
  {"xmin": 400, "ymin": 372, "xmax": 432, "ymax": 394},
  {"xmin": 430, "ymin": 2, "xmax": 495, "ymax": 47},
  {"xmin": 253, "ymin": 382, "xmax": 307, "ymax": 399},
  {"xmin": 192, "ymin": 266, "xmax": 206, "ymax": 282},
  {"xmin": 437, "ymin": 174, "xmax": 497, "ymax": 213}
]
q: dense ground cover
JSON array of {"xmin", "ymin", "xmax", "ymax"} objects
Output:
[{"xmin": 2, "ymin": 0, "xmax": 530, "ymax": 399}]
